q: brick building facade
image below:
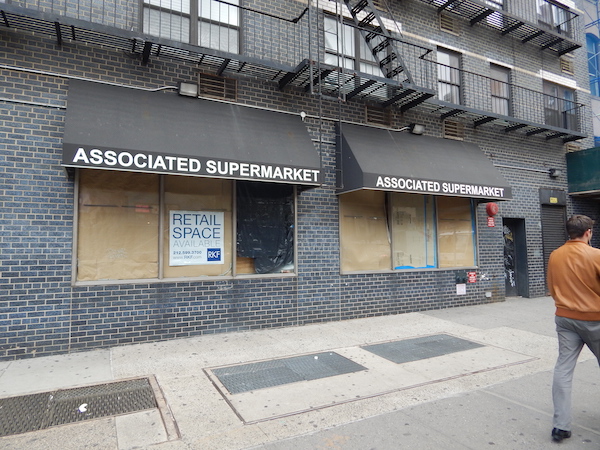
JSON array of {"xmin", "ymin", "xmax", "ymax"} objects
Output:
[{"xmin": 1, "ymin": 0, "xmax": 598, "ymax": 360}]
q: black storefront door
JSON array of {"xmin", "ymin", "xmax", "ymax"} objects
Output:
[
  {"xmin": 541, "ymin": 205, "xmax": 567, "ymax": 288},
  {"xmin": 503, "ymin": 218, "xmax": 529, "ymax": 297}
]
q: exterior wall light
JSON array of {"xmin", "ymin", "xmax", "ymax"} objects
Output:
[
  {"xmin": 178, "ymin": 81, "xmax": 199, "ymax": 98},
  {"xmin": 398, "ymin": 123, "xmax": 425, "ymax": 135},
  {"xmin": 549, "ymin": 168, "xmax": 562, "ymax": 178},
  {"xmin": 409, "ymin": 123, "xmax": 425, "ymax": 135}
]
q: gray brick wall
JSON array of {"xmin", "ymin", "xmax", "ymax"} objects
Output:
[{"xmin": 0, "ymin": 0, "xmax": 594, "ymax": 360}]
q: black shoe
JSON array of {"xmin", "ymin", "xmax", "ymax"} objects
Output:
[{"xmin": 552, "ymin": 428, "xmax": 572, "ymax": 442}]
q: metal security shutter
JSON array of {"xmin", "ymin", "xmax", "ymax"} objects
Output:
[{"xmin": 541, "ymin": 205, "xmax": 567, "ymax": 281}]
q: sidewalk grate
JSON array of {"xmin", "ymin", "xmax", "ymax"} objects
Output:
[
  {"xmin": 0, "ymin": 378, "xmax": 157, "ymax": 437},
  {"xmin": 362, "ymin": 334, "xmax": 484, "ymax": 364},
  {"xmin": 212, "ymin": 352, "xmax": 367, "ymax": 394}
]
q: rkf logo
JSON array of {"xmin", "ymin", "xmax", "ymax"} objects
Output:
[{"xmin": 207, "ymin": 249, "xmax": 221, "ymax": 262}]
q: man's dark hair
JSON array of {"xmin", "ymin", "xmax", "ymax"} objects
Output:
[{"xmin": 566, "ymin": 215, "xmax": 595, "ymax": 239}]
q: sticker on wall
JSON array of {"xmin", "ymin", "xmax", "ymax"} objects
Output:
[{"xmin": 169, "ymin": 210, "xmax": 224, "ymax": 266}]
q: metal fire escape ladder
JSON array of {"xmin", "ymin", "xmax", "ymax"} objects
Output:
[
  {"xmin": 343, "ymin": 0, "xmax": 413, "ymax": 84},
  {"xmin": 279, "ymin": 0, "xmax": 434, "ymax": 111}
]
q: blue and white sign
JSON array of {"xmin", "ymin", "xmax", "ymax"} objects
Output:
[{"xmin": 169, "ymin": 211, "xmax": 224, "ymax": 266}]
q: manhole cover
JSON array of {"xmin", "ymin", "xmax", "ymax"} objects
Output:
[
  {"xmin": 362, "ymin": 334, "xmax": 484, "ymax": 364},
  {"xmin": 212, "ymin": 352, "xmax": 367, "ymax": 394},
  {"xmin": 0, "ymin": 378, "xmax": 157, "ymax": 437}
]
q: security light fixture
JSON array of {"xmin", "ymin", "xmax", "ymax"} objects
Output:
[
  {"xmin": 398, "ymin": 123, "xmax": 425, "ymax": 135},
  {"xmin": 549, "ymin": 168, "xmax": 562, "ymax": 178},
  {"xmin": 178, "ymin": 81, "xmax": 199, "ymax": 98},
  {"xmin": 409, "ymin": 123, "xmax": 425, "ymax": 135}
]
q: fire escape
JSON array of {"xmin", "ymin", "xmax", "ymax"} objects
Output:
[
  {"xmin": 0, "ymin": 0, "xmax": 587, "ymax": 142},
  {"xmin": 277, "ymin": 0, "xmax": 435, "ymax": 111},
  {"xmin": 407, "ymin": 0, "xmax": 586, "ymax": 143},
  {"xmin": 419, "ymin": 0, "xmax": 579, "ymax": 56}
]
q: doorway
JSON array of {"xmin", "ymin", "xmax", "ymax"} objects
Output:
[
  {"xmin": 503, "ymin": 218, "xmax": 529, "ymax": 297},
  {"xmin": 541, "ymin": 204, "xmax": 567, "ymax": 284}
]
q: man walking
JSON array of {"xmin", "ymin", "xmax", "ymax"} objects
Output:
[{"xmin": 547, "ymin": 214, "xmax": 600, "ymax": 443}]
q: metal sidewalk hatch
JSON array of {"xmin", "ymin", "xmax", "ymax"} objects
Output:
[
  {"xmin": 362, "ymin": 334, "xmax": 484, "ymax": 364},
  {"xmin": 212, "ymin": 352, "xmax": 367, "ymax": 394},
  {"xmin": 0, "ymin": 378, "xmax": 157, "ymax": 437}
]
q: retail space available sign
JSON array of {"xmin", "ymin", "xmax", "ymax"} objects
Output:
[{"xmin": 169, "ymin": 211, "xmax": 224, "ymax": 266}]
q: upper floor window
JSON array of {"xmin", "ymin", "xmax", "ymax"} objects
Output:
[
  {"xmin": 143, "ymin": 0, "xmax": 239, "ymax": 53},
  {"xmin": 486, "ymin": 0, "xmax": 503, "ymax": 9},
  {"xmin": 324, "ymin": 15, "xmax": 383, "ymax": 77},
  {"xmin": 543, "ymin": 81, "xmax": 577, "ymax": 130},
  {"xmin": 537, "ymin": 0, "xmax": 572, "ymax": 37},
  {"xmin": 490, "ymin": 64, "xmax": 511, "ymax": 116},
  {"xmin": 437, "ymin": 48, "xmax": 461, "ymax": 104},
  {"xmin": 485, "ymin": 0, "xmax": 504, "ymax": 28},
  {"xmin": 587, "ymin": 33, "xmax": 600, "ymax": 97}
]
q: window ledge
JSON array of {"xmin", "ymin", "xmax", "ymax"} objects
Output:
[
  {"xmin": 340, "ymin": 266, "xmax": 479, "ymax": 276},
  {"xmin": 72, "ymin": 272, "xmax": 297, "ymax": 287}
]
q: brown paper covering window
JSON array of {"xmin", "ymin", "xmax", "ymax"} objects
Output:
[
  {"xmin": 340, "ymin": 191, "xmax": 476, "ymax": 272},
  {"xmin": 77, "ymin": 170, "xmax": 159, "ymax": 281},
  {"xmin": 163, "ymin": 177, "xmax": 233, "ymax": 277},
  {"xmin": 389, "ymin": 193, "xmax": 435, "ymax": 269},
  {"xmin": 437, "ymin": 196, "xmax": 475, "ymax": 268},
  {"xmin": 340, "ymin": 190, "xmax": 391, "ymax": 272},
  {"xmin": 78, "ymin": 171, "xmax": 236, "ymax": 282}
]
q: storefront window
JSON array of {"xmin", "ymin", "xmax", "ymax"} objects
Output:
[
  {"xmin": 340, "ymin": 191, "xmax": 476, "ymax": 272},
  {"xmin": 436, "ymin": 196, "xmax": 476, "ymax": 268},
  {"xmin": 77, "ymin": 170, "xmax": 160, "ymax": 281},
  {"xmin": 389, "ymin": 193, "xmax": 436, "ymax": 269},
  {"xmin": 76, "ymin": 170, "xmax": 295, "ymax": 282},
  {"xmin": 339, "ymin": 190, "xmax": 390, "ymax": 272},
  {"xmin": 163, "ymin": 176, "xmax": 233, "ymax": 278},
  {"xmin": 236, "ymin": 182, "xmax": 294, "ymax": 274}
]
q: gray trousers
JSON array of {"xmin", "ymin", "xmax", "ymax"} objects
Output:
[{"xmin": 553, "ymin": 316, "xmax": 600, "ymax": 430}]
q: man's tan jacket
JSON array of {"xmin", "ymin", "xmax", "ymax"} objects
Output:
[{"xmin": 548, "ymin": 240, "xmax": 600, "ymax": 321}]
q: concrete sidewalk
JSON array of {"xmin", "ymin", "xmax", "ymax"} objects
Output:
[{"xmin": 1, "ymin": 296, "xmax": 599, "ymax": 449}]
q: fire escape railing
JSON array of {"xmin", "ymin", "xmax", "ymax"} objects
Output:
[
  {"xmin": 0, "ymin": 1, "xmax": 587, "ymax": 141},
  {"xmin": 413, "ymin": 0, "xmax": 582, "ymax": 56},
  {"xmin": 409, "ymin": 55, "xmax": 586, "ymax": 142}
]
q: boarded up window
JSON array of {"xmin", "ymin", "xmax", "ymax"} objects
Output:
[
  {"xmin": 77, "ymin": 170, "xmax": 295, "ymax": 282},
  {"xmin": 437, "ymin": 196, "xmax": 475, "ymax": 268},
  {"xmin": 236, "ymin": 182, "xmax": 294, "ymax": 274},
  {"xmin": 163, "ymin": 176, "xmax": 233, "ymax": 278},
  {"xmin": 389, "ymin": 193, "xmax": 436, "ymax": 269},
  {"xmin": 339, "ymin": 191, "xmax": 476, "ymax": 272},
  {"xmin": 340, "ymin": 190, "xmax": 390, "ymax": 272},
  {"xmin": 77, "ymin": 170, "xmax": 160, "ymax": 281}
]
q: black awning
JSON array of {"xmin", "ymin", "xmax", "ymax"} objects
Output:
[
  {"xmin": 338, "ymin": 123, "xmax": 512, "ymax": 200},
  {"xmin": 62, "ymin": 80, "xmax": 322, "ymax": 187}
]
